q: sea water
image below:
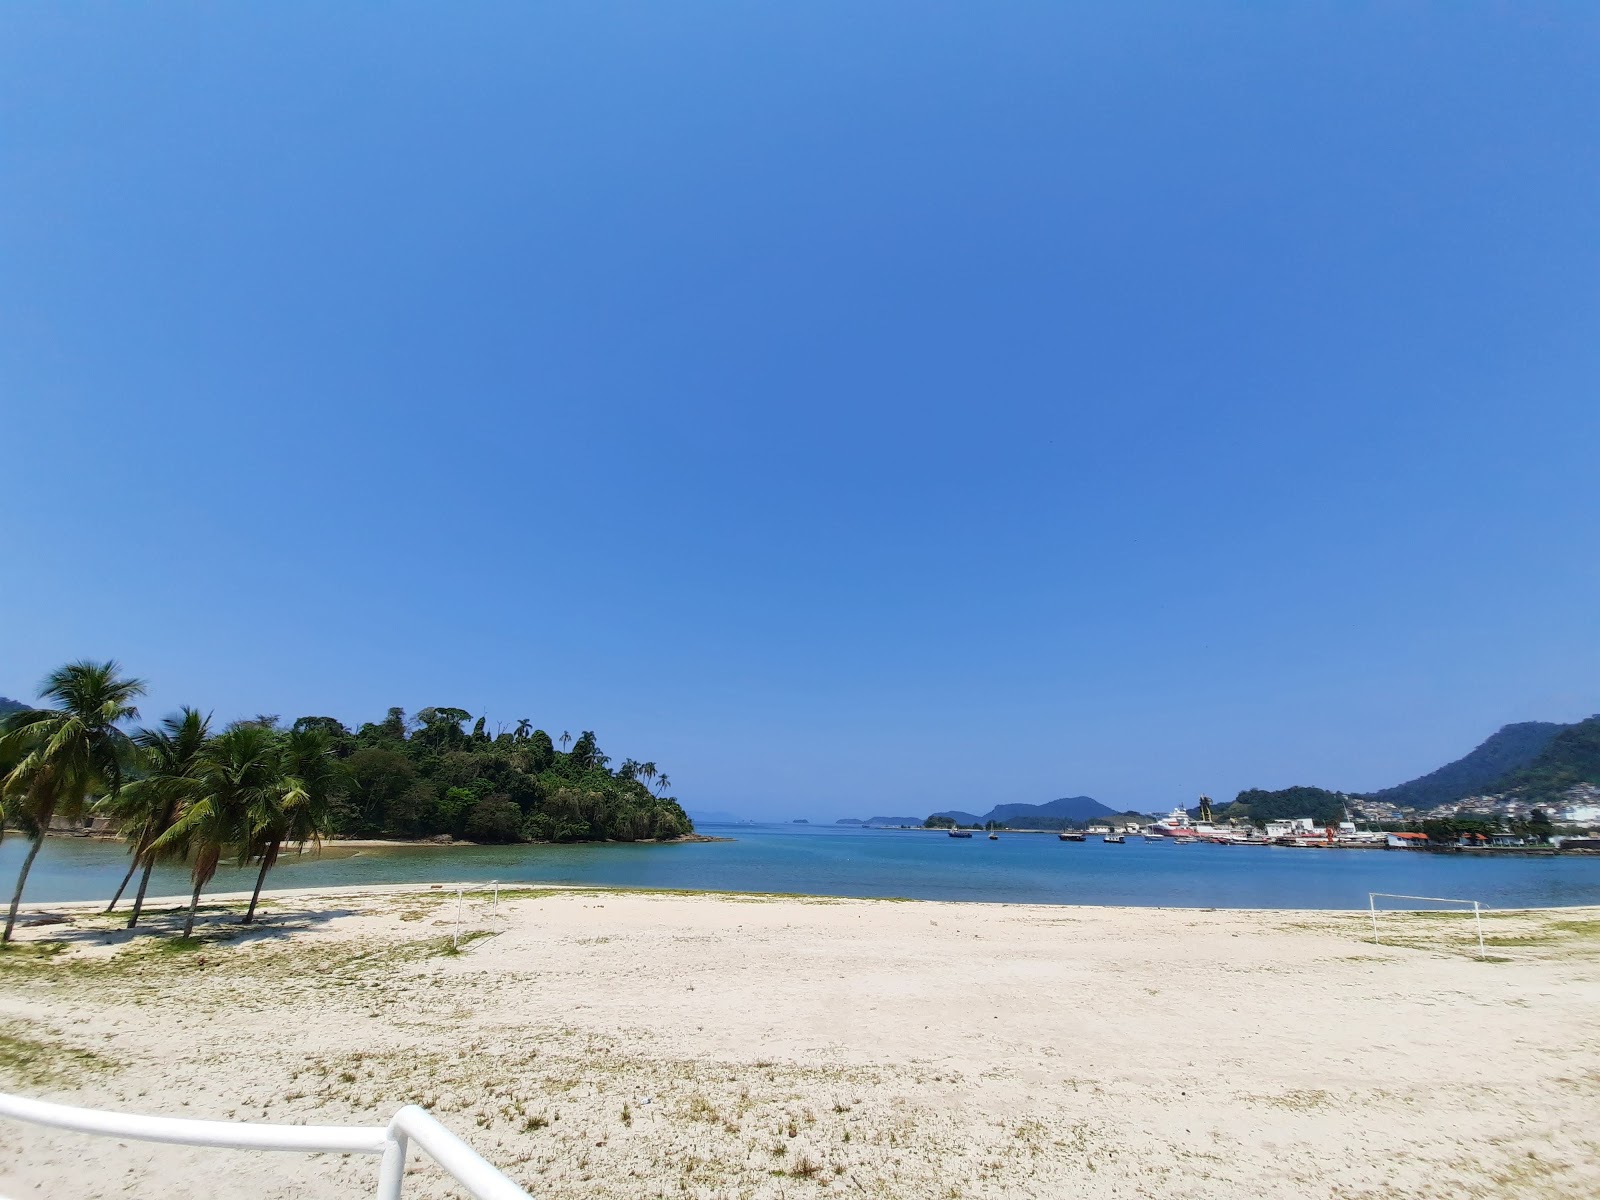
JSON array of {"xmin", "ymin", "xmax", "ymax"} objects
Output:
[{"xmin": 5, "ymin": 822, "xmax": 1599, "ymax": 909}]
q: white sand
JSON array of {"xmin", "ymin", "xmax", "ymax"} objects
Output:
[{"xmin": 1, "ymin": 885, "xmax": 1597, "ymax": 1198}]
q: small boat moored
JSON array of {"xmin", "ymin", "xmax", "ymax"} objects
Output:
[
  {"xmin": 1103, "ymin": 834, "xmax": 1125, "ymax": 844},
  {"xmin": 1057, "ymin": 831, "xmax": 1086, "ymax": 842},
  {"xmin": 948, "ymin": 828, "xmax": 974, "ymax": 839}
]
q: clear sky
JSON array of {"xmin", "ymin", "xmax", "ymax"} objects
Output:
[{"xmin": 3, "ymin": 4, "xmax": 1597, "ymax": 821}]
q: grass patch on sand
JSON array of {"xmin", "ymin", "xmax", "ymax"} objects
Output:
[
  {"xmin": 0, "ymin": 1022, "xmax": 117, "ymax": 1089},
  {"xmin": 1369, "ymin": 910, "xmax": 1600, "ymax": 960},
  {"xmin": 0, "ymin": 940, "xmax": 68, "ymax": 961},
  {"xmin": 0, "ymin": 916, "xmax": 494, "ymax": 1002}
]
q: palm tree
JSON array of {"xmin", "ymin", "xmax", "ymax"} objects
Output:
[
  {"xmin": 153, "ymin": 724, "xmax": 279, "ymax": 939},
  {"xmin": 514, "ymin": 719, "xmax": 531, "ymax": 740},
  {"xmin": 240, "ymin": 727, "xmax": 339, "ymax": 924},
  {"xmin": 100, "ymin": 708, "xmax": 211, "ymax": 928},
  {"xmin": 559, "ymin": 731, "xmax": 571, "ymax": 753},
  {"xmin": 655, "ymin": 773, "xmax": 670, "ymax": 796},
  {"xmin": 638, "ymin": 762, "xmax": 658, "ymax": 791},
  {"xmin": 0, "ymin": 661, "xmax": 145, "ymax": 946}
]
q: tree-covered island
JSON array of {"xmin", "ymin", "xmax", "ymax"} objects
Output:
[{"xmin": 1, "ymin": 661, "xmax": 694, "ymax": 945}]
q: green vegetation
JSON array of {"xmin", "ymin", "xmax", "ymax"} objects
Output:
[
  {"xmin": 1491, "ymin": 716, "xmax": 1600, "ymax": 806},
  {"xmin": 0, "ymin": 1021, "xmax": 115, "ymax": 1088},
  {"xmin": 99, "ymin": 707, "xmax": 211, "ymax": 928},
  {"xmin": 1417, "ymin": 812, "xmax": 1555, "ymax": 843},
  {"xmin": 317, "ymin": 708, "xmax": 690, "ymax": 844},
  {"xmin": 1257, "ymin": 715, "xmax": 1600, "ymax": 816},
  {"xmin": 1361, "ymin": 721, "xmax": 1566, "ymax": 810},
  {"xmin": 2, "ymin": 660, "xmax": 694, "ymax": 946},
  {"xmin": 1219, "ymin": 786, "xmax": 1348, "ymax": 827},
  {"xmin": 0, "ymin": 661, "xmax": 146, "ymax": 944}
]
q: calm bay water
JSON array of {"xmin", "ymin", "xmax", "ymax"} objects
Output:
[{"xmin": 5, "ymin": 822, "xmax": 1600, "ymax": 909}]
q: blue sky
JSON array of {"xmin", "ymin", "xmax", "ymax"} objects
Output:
[{"xmin": 3, "ymin": 4, "xmax": 1597, "ymax": 820}]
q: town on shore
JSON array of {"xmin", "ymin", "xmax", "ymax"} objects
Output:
[{"xmin": 837, "ymin": 714, "xmax": 1600, "ymax": 852}]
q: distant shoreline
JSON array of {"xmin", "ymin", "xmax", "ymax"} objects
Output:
[
  {"xmin": 40, "ymin": 830, "xmax": 731, "ymax": 849},
  {"xmin": 15, "ymin": 879, "xmax": 1600, "ymax": 916}
]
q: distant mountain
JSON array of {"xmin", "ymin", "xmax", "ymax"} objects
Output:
[
  {"xmin": 1363, "ymin": 721, "xmax": 1568, "ymax": 810},
  {"xmin": 0, "ymin": 696, "xmax": 28, "ymax": 720},
  {"xmin": 990, "ymin": 797, "xmax": 1114, "ymax": 824},
  {"xmin": 861, "ymin": 816, "xmax": 930, "ymax": 827},
  {"xmin": 1489, "ymin": 716, "xmax": 1600, "ymax": 805},
  {"xmin": 930, "ymin": 796, "xmax": 1116, "ymax": 829}
]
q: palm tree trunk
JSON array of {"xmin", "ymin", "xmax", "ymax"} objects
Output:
[
  {"xmin": 182, "ymin": 879, "xmax": 203, "ymax": 939},
  {"xmin": 106, "ymin": 856, "xmax": 139, "ymax": 912},
  {"xmin": 3, "ymin": 833, "xmax": 46, "ymax": 947},
  {"xmin": 242, "ymin": 845, "xmax": 276, "ymax": 924},
  {"xmin": 127, "ymin": 858, "xmax": 155, "ymax": 929}
]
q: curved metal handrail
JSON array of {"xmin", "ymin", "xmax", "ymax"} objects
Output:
[{"xmin": 0, "ymin": 1091, "xmax": 532, "ymax": 1199}]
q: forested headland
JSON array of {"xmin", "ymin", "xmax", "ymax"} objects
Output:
[{"xmin": 302, "ymin": 706, "xmax": 693, "ymax": 844}]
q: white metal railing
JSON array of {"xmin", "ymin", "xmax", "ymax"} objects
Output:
[
  {"xmin": 1368, "ymin": 892, "xmax": 1487, "ymax": 959},
  {"xmin": 0, "ymin": 1091, "xmax": 532, "ymax": 1199}
]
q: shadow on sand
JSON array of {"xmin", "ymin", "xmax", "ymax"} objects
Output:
[{"xmin": 13, "ymin": 901, "xmax": 360, "ymax": 952}]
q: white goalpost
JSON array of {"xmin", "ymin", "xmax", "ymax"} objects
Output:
[{"xmin": 1367, "ymin": 892, "xmax": 1487, "ymax": 959}]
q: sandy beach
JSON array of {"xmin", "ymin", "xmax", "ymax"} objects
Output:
[{"xmin": 1, "ymin": 885, "xmax": 1597, "ymax": 1199}]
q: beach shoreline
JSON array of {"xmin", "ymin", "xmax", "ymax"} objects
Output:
[
  {"xmin": 3, "ymin": 886, "xmax": 1598, "ymax": 1199},
  {"xmin": 13, "ymin": 876, "xmax": 1600, "ymax": 918}
]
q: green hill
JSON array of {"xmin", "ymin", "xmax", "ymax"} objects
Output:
[
  {"xmin": 296, "ymin": 708, "xmax": 691, "ymax": 844},
  {"xmin": 1362, "ymin": 721, "xmax": 1567, "ymax": 809},
  {"xmin": 928, "ymin": 797, "xmax": 1115, "ymax": 829},
  {"xmin": 0, "ymin": 696, "xmax": 29, "ymax": 720},
  {"xmin": 1488, "ymin": 716, "xmax": 1600, "ymax": 806},
  {"xmin": 1222, "ymin": 786, "xmax": 1348, "ymax": 826}
]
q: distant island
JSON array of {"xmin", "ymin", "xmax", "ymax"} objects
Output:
[
  {"xmin": 844, "ymin": 797, "xmax": 1147, "ymax": 832},
  {"xmin": 932, "ymin": 796, "xmax": 1116, "ymax": 828}
]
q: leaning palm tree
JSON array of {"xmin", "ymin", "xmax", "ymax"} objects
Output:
[
  {"xmin": 655, "ymin": 772, "xmax": 670, "ymax": 796},
  {"xmin": 239, "ymin": 726, "xmax": 340, "ymax": 924},
  {"xmin": 100, "ymin": 708, "xmax": 212, "ymax": 928},
  {"xmin": 638, "ymin": 762, "xmax": 657, "ymax": 791},
  {"xmin": 153, "ymin": 724, "xmax": 279, "ymax": 939},
  {"xmin": 0, "ymin": 661, "xmax": 145, "ymax": 945}
]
